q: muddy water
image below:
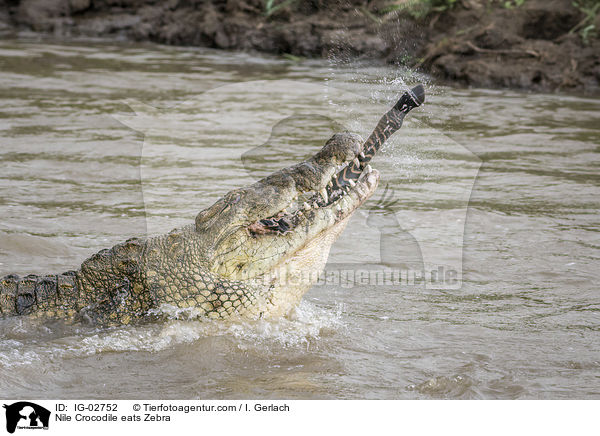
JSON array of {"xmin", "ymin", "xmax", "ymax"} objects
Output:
[{"xmin": 0, "ymin": 39, "xmax": 599, "ymax": 399}]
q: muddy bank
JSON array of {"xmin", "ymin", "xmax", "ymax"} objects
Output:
[{"xmin": 1, "ymin": 0, "xmax": 599, "ymax": 94}]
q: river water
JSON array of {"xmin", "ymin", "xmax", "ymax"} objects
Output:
[{"xmin": 0, "ymin": 38, "xmax": 598, "ymax": 399}]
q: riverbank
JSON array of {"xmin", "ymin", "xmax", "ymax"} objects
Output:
[{"xmin": 1, "ymin": 0, "xmax": 599, "ymax": 94}]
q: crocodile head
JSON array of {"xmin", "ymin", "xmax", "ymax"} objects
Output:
[{"xmin": 194, "ymin": 132, "xmax": 378, "ymax": 315}]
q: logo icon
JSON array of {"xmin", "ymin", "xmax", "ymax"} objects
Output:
[{"xmin": 3, "ymin": 402, "xmax": 50, "ymax": 434}]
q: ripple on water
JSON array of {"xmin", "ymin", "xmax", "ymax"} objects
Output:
[{"xmin": 407, "ymin": 374, "xmax": 476, "ymax": 398}]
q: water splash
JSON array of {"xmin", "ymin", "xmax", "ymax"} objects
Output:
[{"xmin": 0, "ymin": 300, "xmax": 344, "ymax": 369}]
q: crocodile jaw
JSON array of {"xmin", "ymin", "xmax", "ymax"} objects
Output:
[{"xmin": 234, "ymin": 169, "xmax": 380, "ymax": 317}]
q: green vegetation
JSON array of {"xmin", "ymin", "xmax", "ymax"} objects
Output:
[
  {"xmin": 379, "ymin": 0, "xmax": 458, "ymax": 19},
  {"xmin": 263, "ymin": 0, "xmax": 297, "ymax": 17},
  {"xmin": 502, "ymin": 0, "xmax": 526, "ymax": 9},
  {"xmin": 571, "ymin": 0, "xmax": 600, "ymax": 44}
]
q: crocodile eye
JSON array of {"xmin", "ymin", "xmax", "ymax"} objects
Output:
[
  {"xmin": 221, "ymin": 193, "xmax": 242, "ymax": 213},
  {"xmin": 225, "ymin": 192, "xmax": 241, "ymax": 204}
]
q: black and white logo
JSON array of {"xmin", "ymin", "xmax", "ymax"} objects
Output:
[{"xmin": 3, "ymin": 402, "xmax": 50, "ymax": 434}]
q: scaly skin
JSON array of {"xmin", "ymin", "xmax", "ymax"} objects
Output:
[{"xmin": 0, "ymin": 86, "xmax": 424, "ymax": 326}]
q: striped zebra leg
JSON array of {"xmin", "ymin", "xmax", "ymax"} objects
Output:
[{"xmin": 327, "ymin": 84, "xmax": 425, "ymax": 196}]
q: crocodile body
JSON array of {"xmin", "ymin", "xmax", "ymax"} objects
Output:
[
  {"xmin": 0, "ymin": 226, "xmax": 266, "ymax": 325},
  {"xmin": 0, "ymin": 86, "xmax": 424, "ymax": 325}
]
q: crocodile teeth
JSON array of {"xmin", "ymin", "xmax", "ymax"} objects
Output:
[
  {"xmin": 303, "ymin": 202, "xmax": 311, "ymax": 211},
  {"xmin": 328, "ymin": 180, "xmax": 333, "ymax": 188},
  {"xmin": 353, "ymin": 158, "xmax": 360, "ymax": 167},
  {"xmin": 365, "ymin": 164, "xmax": 372, "ymax": 174},
  {"xmin": 320, "ymin": 188, "xmax": 328, "ymax": 204},
  {"xmin": 348, "ymin": 179, "xmax": 356, "ymax": 187},
  {"xmin": 359, "ymin": 152, "xmax": 365, "ymax": 159}
]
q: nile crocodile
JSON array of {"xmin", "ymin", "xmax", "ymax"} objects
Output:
[{"xmin": 0, "ymin": 85, "xmax": 424, "ymax": 325}]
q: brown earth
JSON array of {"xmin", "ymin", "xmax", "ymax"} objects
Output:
[{"xmin": 0, "ymin": 0, "xmax": 598, "ymax": 94}]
